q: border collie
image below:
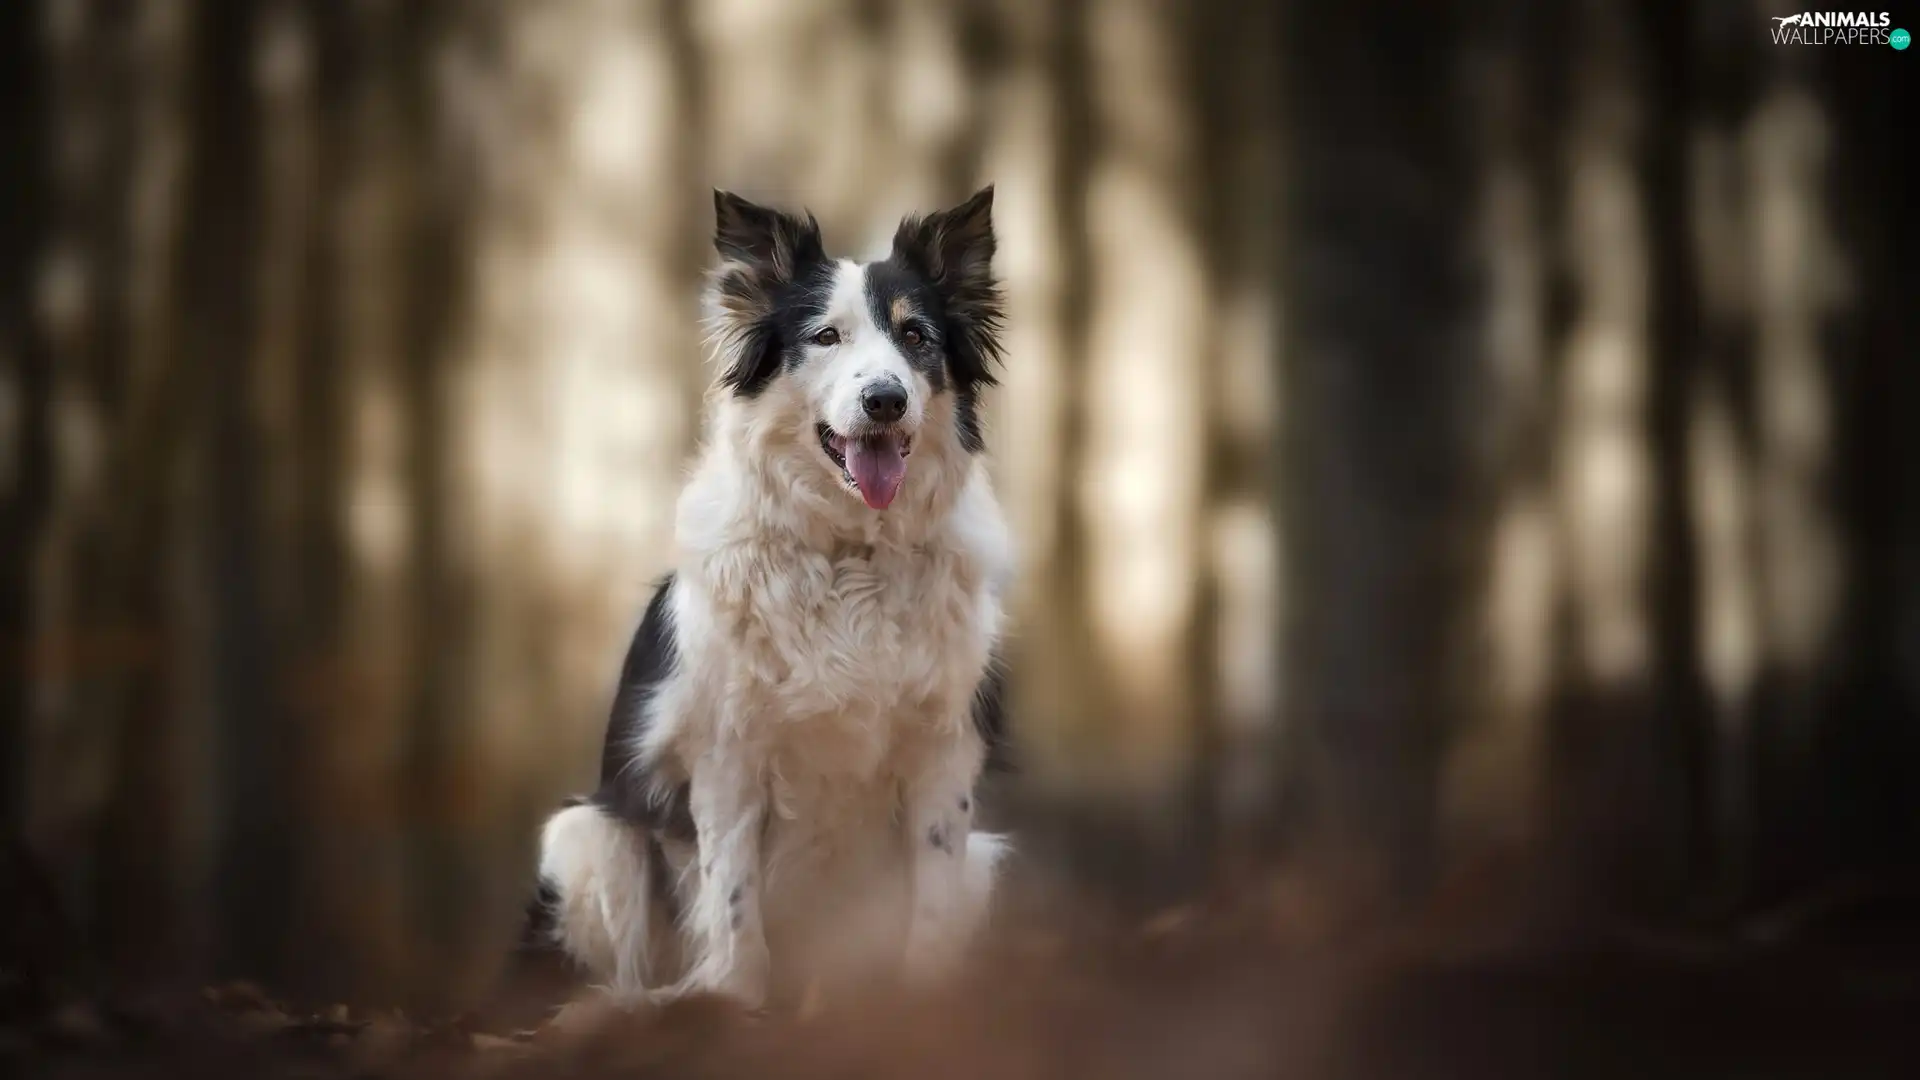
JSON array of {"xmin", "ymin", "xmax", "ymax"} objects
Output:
[{"xmin": 534, "ymin": 186, "xmax": 1012, "ymax": 1011}]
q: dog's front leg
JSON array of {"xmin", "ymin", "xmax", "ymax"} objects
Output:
[
  {"xmin": 675, "ymin": 750, "xmax": 771, "ymax": 1007},
  {"xmin": 900, "ymin": 738, "xmax": 985, "ymax": 983}
]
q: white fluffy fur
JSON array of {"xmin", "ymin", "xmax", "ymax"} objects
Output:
[
  {"xmin": 538, "ymin": 803, "xmax": 675, "ymax": 991},
  {"xmin": 541, "ymin": 259, "xmax": 1012, "ymax": 1009}
]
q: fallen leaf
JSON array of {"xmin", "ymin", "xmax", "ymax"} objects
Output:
[
  {"xmin": 470, "ymin": 1031, "xmax": 530, "ymax": 1054},
  {"xmin": 234, "ymin": 1009, "xmax": 294, "ymax": 1036},
  {"xmin": 205, "ymin": 981, "xmax": 276, "ymax": 1013},
  {"xmin": 347, "ymin": 1011, "xmax": 416, "ymax": 1068},
  {"xmin": 1141, "ymin": 906, "xmax": 1195, "ymax": 939},
  {"xmin": 44, "ymin": 1001, "xmax": 111, "ymax": 1045},
  {"xmin": 542, "ymin": 993, "xmax": 629, "ymax": 1041}
]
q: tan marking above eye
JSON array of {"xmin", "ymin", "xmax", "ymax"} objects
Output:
[{"xmin": 889, "ymin": 296, "xmax": 913, "ymax": 324}]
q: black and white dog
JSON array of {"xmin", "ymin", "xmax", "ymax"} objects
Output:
[{"xmin": 535, "ymin": 187, "xmax": 1012, "ymax": 1010}]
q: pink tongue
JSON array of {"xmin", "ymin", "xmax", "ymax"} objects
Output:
[{"xmin": 846, "ymin": 433, "xmax": 908, "ymax": 510}]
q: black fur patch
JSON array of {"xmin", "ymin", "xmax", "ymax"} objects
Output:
[
  {"xmin": 716, "ymin": 260, "xmax": 838, "ymax": 399},
  {"xmin": 519, "ymin": 877, "xmax": 562, "ymax": 950},
  {"xmin": 953, "ymin": 384, "xmax": 986, "ymax": 455},
  {"xmin": 593, "ymin": 574, "xmax": 696, "ymax": 841},
  {"xmin": 710, "ymin": 190, "xmax": 834, "ymax": 398},
  {"xmin": 973, "ymin": 657, "xmax": 1014, "ymax": 773},
  {"xmin": 888, "ymin": 186, "xmax": 1005, "ymax": 453},
  {"xmin": 862, "ymin": 259, "xmax": 950, "ymax": 393}
]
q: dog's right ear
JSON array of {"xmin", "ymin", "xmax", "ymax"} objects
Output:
[
  {"xmin": 707, "ymin": 191, "xmax": 824, "ymax": 395},
  {"xmin": 712, "ymin": 190, "xmax": 823, "ymax": 280}
]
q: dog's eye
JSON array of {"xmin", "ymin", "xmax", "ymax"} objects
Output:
[
  {"xmin": 813, "ymin": 327, "xmax": 840, "ymax": 347},
  {"xmin": 901, "ymin": 326, "xmax": 923, "ymax": 347}
]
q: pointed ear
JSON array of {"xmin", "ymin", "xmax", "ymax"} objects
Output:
[
  {"xmin": 706, "ymin": 191, "xmax": 826, "ymax": 396},
  {"xmin": 892, "ymin": 185, "xmax": 1004, "ymax": 384},
  {"xmin": 892, "ymin": 185, "xmax": 995, "ymax": 290},
  {"xmin": 712, "ymin": 189, "xmax": 824, "ymax": 280}
]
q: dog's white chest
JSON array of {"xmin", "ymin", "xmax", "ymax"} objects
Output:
[
  {"xmin": 752, "ymin": 543, "xmax": 989, "ymax": 788},
  {"xmin": 820, "ymin": 545, "xmax": 985, "ymax": 700}
]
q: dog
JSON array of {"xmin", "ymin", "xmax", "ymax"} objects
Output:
[{"xmin": 533, "ymin": 186, "xmax": 1013, "ymax": 1011}]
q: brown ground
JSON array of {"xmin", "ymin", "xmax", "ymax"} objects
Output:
[{"xmin": 6, "ymin": 862, "xmax": 1919, "ymax": 1079}]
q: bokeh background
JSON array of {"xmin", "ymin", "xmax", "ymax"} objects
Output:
[{"xmin": 2, "ymin": 0, "xmax": 1913, "ymax": 1017}]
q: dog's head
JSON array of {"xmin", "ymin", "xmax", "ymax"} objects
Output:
[{"xmin": 704, "ymin": 187, "xmax": 1004, "ymax": 511}]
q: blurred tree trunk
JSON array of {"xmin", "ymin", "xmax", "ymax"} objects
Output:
[
  {"xmin": 91, "ymin": 0, "xmax": 201, "ymax": 983},
  {"xmin": 1184, "ymin": 0, "xmax": 1281, "ymax": 856},
  {"xmin": 1276, "ymin": 0, "xmax": 1484, "ymax": 904},
  {"xmin": 1711, "ymin": 21, "xmax": 1883, "ymax": 907},
  {"xmin": 243, "ymin": 0, "xmax": 342, "ymax": 996},
  {"xmin": 1537, "ymin": 0, "xmax": 1714, "ymax": 915},
  {"xmin": 433, "ymin": 0, "xmax": 704, "ymax": 1006},
  {"xmin": 991, "ymin": 0, "xmax": 1104, "ymax": 852},
  {"xmin": 1636, "ymin": 0, "xmax": 1715, "ymax": 909},
  {"xmin": 276, "ymin": 0, "xmax": 422, "ymax": 1001},
  {"xmin": 6, "ymin": 0, "xmax": 204, "ymax": 984},
  {"xmin": 1498, "ymin": 0, "xmax": 1707, "ymax": 919},
  {"xmin": 971, "ymin": 0, "xmax": 1126, "ymax": 888},
  {"xmin": 1002, "ymin": 0, "xmax": 1226, "ymax": 896},
  {"xmin": 1073, "ymin": 0, "xmax": 1210, "ymax": 806},
  {"xmin": 1442, "ymin": 0, "xmax": 1567, "ymax": 874},
  {"xmin": 1683, "ymin": 0, "xmax": 1765, "ymax": 904},
  {"xmin": 392, "ymin": 0, "xmax": 480, "ymax": 1010},
  {"xmin": 1780, "ymin": 31, "xmax": 1920, "ymax": 894},
  {"xmin": 0, "ymin": 0, "xmax": 53, "ymax": 834},
  {"xmin": 184, "ymin": 0, "xmax": 292, "ymax": 986}
]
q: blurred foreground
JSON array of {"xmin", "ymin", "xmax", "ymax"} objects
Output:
[{"xmin": 8, "ymin": 864, "xmax": 1920, "ymax": 1079}]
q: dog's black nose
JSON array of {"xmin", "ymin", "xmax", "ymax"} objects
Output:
[{"xmin": 862, "ymin": 384, "xmax": 908, "ymax": 424}]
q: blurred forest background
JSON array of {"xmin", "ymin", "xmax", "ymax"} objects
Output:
[{"xmin": 2, "ymin": 0, "xmax": 1913, "ymax": 1014}]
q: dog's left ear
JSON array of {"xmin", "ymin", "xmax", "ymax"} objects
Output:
[{"xmin": 893, "ymin": 185, "xmax": 1004, "ymax": 385}]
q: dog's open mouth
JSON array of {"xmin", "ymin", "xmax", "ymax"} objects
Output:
[{"xmin": 817, "ymin": 423, "xmax": 913, "ymax": 511}]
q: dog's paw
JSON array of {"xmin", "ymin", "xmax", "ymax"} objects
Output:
[
  {"xmin": 678, "ymin": 940, "xmax": 771, "ymax": 1010},
  {"xmin": 636, "ymin": 982, "xmax": 768, "ymax": 1027},
  {"xmin": 643, "ymin": 965, "xmax": 765, "ymax": 1014},
  {"xmin": 542, "ymin": 991, "xmax": 649, "ymax": 1042},
  {"xmin": 668, "ymin": 979, "xmax": 768, "ymax": 1014}
]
